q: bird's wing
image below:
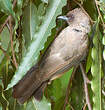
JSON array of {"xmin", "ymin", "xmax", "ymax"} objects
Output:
[
  {"xmin": 39, "ymin": 25, "xmax": 88, "ymax": 81},
  {"xmin": 39, "ymin": 26, "xmax": 81, "ymax": 80}
]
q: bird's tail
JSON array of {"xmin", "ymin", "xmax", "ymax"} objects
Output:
[{"xmin": 12, "ymin": 65, "xmax": 47, "ymax": 104}]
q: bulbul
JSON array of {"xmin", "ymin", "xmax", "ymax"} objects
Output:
[{"xmin": 13, "ymin": 8, "xmax": 91, "ymax": 104}]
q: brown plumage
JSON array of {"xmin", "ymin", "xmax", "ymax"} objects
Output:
[{"xmin": 13, "ymin": 8, "xmax": 91, "ymax": 104}]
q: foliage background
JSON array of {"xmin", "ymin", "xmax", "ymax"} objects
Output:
[{"xmin": 0, "ymin": 0, "xmax": 105, "ymax": 110}]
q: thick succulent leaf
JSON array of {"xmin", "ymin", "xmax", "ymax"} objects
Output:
[
  {"xmin": 22, "ymin": 2, "xmax": 39, "ymax": 48},
  {"xmin": 102, "ymin": 34, "xmax": 105, "ymax": 45},
  {"xmin": 41, "ymin": 0, "xmax": 48, "ymax": 4},
  {"xmin": 7, "ymin": 0, "xmax": 67, "ymax": 89},
  {"xmin": 102, "ymin": 34, "xmax": 105, "ymax": 60},
  {"xmin": 33, "ymin": 96, "xmax": 51, "ymax": 110},
  {"xmin": 103, "ymin": 49, "xmax": 105, "ymax": 60},
  {"xmin": 23, "ymin": 97, "xmax": 51, "ymax": 110},
  {"xmin": 91, "ymin": 22, "xmax": 102, "ymax": 110}
]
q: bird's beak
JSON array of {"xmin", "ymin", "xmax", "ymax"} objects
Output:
[{"xmin": 57, "ymin": 16, "xmax": 68, "ymax": 21}]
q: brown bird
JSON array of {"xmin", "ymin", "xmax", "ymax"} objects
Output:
[{"xmin": 13, "ymin": 8, "xmax": 91, "ymax": 104}]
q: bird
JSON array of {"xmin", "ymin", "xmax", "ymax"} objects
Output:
[{"xmin": 12, "ymin": 8, "xmax": 91, "ymax": 104}]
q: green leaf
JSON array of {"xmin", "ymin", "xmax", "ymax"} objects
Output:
[
  {"xmin": 99, "ymin": 0, "xmax": 105, "ymax": 14},
  {"xmin": 83, "ymin": 0, "xmax": 97, "ymax": 20},
  {"xmin": 102, "ymin": 35, "xmax": 105, "ymax": 45},
  {"xmin": 91, "ymin": 22, "xmax": 102, "ymax": 110},
  {"xmin": 53, "ymin": 97, "xmax": 65, "ymax": 110},
  {"xmin": 0, "ymin": 0, "xmax": 14, "ymax": 15},
  {"xmin": 26, "ymin": 96, "xmax": 51, "ymax": 110},
  {"xmin": 0, "ymin": 53, "xmax": 9, "ymax": 77},
  {"xmin": 0, "ymin": 0, "xmax": 18, "ymax": 36},
  {"xmin": 47, "ymin": 69, "xmax": 73, "ymax": 110},
  {"xmin": 0, "ymin": 106, "xmax": 2, "ymax": 110},
  {"xmin": 103, "ymin": 34, "xmax": 105, "ymax": 60},
  {"xmin": 37, "ymin": 3, "xmax": 46, "ymax": 19},
  {"xmin": 8, "ymin": 97, "xmax": 25, "ymax": 110},
  {"xmin": 7, "ymin": 0, "xmax": 67, "ymax": 90},
  {"xmin": 0, "ymin": 27, "xmax": 10, "ymax": 50},
  {"xmin": 70, "ymin": 68, "xmax": 84, "ymax": 110},
  {"xmin": 86, "ymin": 48, "xmax": 92, "ymax": 73},
  {"xmin": 22, "ymin": 2, "xmax": 39, "ymax": 48},
  {"xmin": 34, "ymin": 97, "xmax": 51, "ymax": 110},
  {"xmin": 103, "ymin": 49, "xmax": 105, "ymax": 60},
  {"xmin": 0, "ymin": 50, "xmax": 4, "ymax": 67},
  {"xmin": 41, "ymin": 0, "xmax": 48, "ymax": 4},
  {"xmin": 0, "ymin": 86, "xmax": 9, "ymax": 110},
  {"xmin": 16, "ymin": 0, "xmax": 23, "ymax": 17},
  {"xmin": 0, "ymin": 12, "xmax": 7, "ymax": 25}
]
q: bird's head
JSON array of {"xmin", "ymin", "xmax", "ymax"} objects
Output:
[{"xmin": 58, "ymin": 8, "xmax": 90, "ymax": 28}]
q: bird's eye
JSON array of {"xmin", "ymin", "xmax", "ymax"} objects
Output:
[{"xmin": 67, "ymin": 14, "xmax": 74, "ymax": 22}]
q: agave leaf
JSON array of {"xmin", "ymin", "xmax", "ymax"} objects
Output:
[{"xmin": 91, "ymin": 22, "xmax": 102, "ymax": 110}]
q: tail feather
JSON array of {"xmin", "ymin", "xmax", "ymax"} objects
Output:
[
  {"xmin": 33, "ymin": 82, "xmax": 47, "ymax": 101},
  {"xmin": 12, "ymin": 65, "xmax": 44, "ymax": 104}
]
